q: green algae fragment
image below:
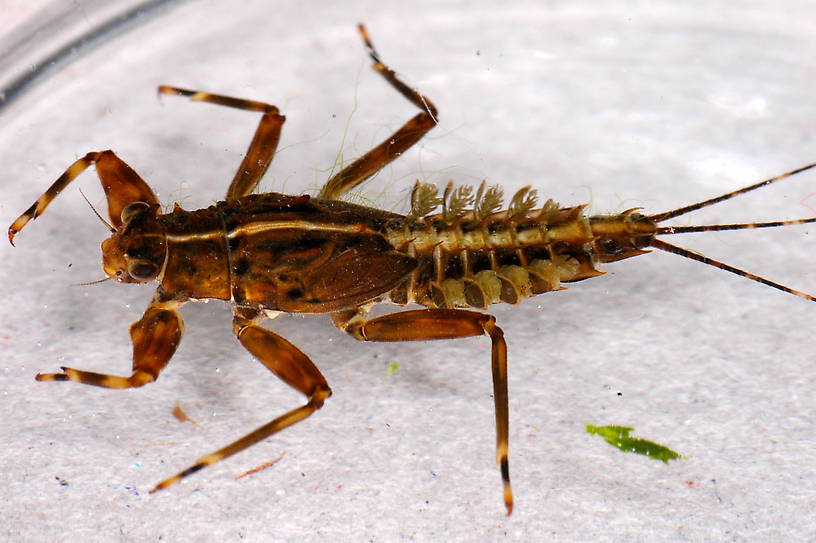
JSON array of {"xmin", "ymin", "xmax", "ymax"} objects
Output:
[
  {"xmin": 586, "ymin": 425, "xmax": 683, "ymax": 463},
  {"xmin": 384, "ymin": 363, "xmax": 399, "ymax": 376}
]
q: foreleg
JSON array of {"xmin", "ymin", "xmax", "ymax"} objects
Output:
[
  {"xmin": 36, "ymin": 291, "xmax": 184, "ymax": 389},
  {"xmin": 9, "ymin": 150, "xmax": 160, "ymax": 244}
]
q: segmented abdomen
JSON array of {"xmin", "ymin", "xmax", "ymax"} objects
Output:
[{"xmin": 381, "ymin": 190, "xmax": 604, "ymax": 309}]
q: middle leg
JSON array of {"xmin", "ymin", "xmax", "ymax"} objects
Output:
[
  {"xmin": 152, "ymin": 307, "xmax": 330, "ymax": 492},
  {"xmin": 157, "ymin": 86, "xmax": 286, "ymax": 201}
]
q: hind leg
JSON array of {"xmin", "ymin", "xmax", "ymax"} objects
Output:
[{"xmin": 318, "ymin": 24, "xmax": 439, "ymax": 200}]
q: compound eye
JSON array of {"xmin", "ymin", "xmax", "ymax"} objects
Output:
[
  {"xmin": 127, "ymin": 259, "xmax": 158, "ymax": 280},
  {"xmin": 121, "ymin": 201, "xmax": 150, "ymax": 226}
]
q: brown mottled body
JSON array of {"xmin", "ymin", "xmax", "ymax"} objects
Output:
[
  {"xmin": 157, "ymin": 191, "xmax": 627, "ymax": 315},
  {"xmin": 8, "ymin": 24, "xmax": 816, "ymax": 516},
  {"xmin": 154, "ymin": 194, "xmax": 414, "ymax": 311}
]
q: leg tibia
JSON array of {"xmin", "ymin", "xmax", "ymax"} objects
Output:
[
  {"xmin": 331, "ymin": 307, "xmax": 514, "ymax": 514},
  {"xmin": 35, "ymin": 367, "xmax": 155, "ymax": 389},
  {"xmin": 317, "ymin": 25, "xmax": 439, "ymax": 201},
  {"xmin": 157, "ymin": 85, "xmax": 285, "ymax": 200},
  {"xmin": 34, "ymin": 293, "xmax": 184, "ymax": 390},
  {"xmin": 9, "ymin": 150, "xmax": 159, "ymax": 244},
  {"xmin": 151, "ymin": 308, "xmax": 331, "ymax": 493}
]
